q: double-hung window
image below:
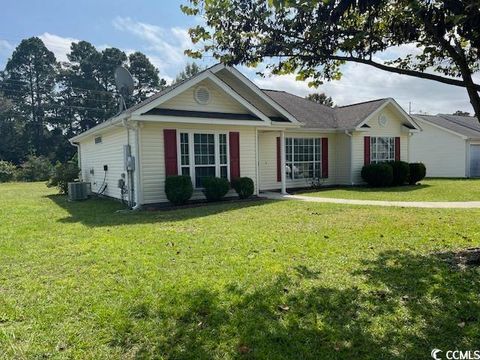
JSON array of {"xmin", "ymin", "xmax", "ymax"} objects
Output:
[
  {"xmin": 179, "ymin": 132, "xmax": 229, "ymax": 188},
  {"xmin": 370, "ymin": 137, "xmax": 395, "ymax": 163},
  {"xmin": 285, "ymin": 138, "xmax": 321, "ymax": 180}
]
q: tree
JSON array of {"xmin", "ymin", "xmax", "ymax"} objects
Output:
[
  {"xmin": 452, "ymin": 110, "xmax": 471, "ymax": 116},
  {"xmin": 175, "ymin": 63, "xmax": 202, "ymax": 83},
  {"xmin": 1, "ymin": 37, "xmax": 58, "ymax": 155},
  {"xmin": 306, "ymin": 93, "xmax": 334, "ymax": 107},
  {"xmin": 127, "ymin": 51, "xmax": 166, "ymax": 104},
  {"xmin": 0, "ymin": 93, "xmax": 27, "ymax": 163},
  {"xmin": 182, "ymin": 0, "xmax": 480, "ymax": 120}
]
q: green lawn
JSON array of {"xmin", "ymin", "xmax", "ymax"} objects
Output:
[
  {"xmin": 1, "ymin": 182, "xmax": 479, "ymax": 359},
  {"xmin": 301, "ymin": 178, "xmax": 480, "ymax": 202}
]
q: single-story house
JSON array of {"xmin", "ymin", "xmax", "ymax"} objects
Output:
[
  {"xmin": 410, "ymin": 114, "xmax": 480, "ymax": 178},
  {"xmin": 69, "ymin": 63, "xmax": 422, "ymax": 207}
]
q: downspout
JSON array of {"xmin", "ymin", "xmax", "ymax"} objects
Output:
[
  {"xmin": 69, "ymin": 140, "xmax": 82, "ymax": 181},
  {"xmin": 255, "ymin": 128, "xmax": 260, "ymax": 195},
  {"xmin": 344, "ymin": 130, "xmax": 353, "ymax": 185},
  {"xmin": 132, "ymin": 125, "xmax": 142, "ymax": 210}
]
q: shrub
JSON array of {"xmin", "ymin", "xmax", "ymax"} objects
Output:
[
  {"xmin": 409, "ymin": 163, "xmax": 426, "ymax": 185},
  {"xmin": 47, "ymin": 161, "xmax": 80, "ymax": 194},
  {"xmin": 361, "ymin": 163, "xmax": 393, "ymax": 187},
  {"xmin": 232, "ymin": 177, "xmax": 254, "ymax": 199},
  {"xmin": 202, "ymin": 177, "xmax": 230, "ymax": 202},
  {"xmin": 388, "ymin": 161, "xmax": 410, "ymax": 186},
  {"xmin": 0, "ymin": 161, "xmax": 18, "ymax": 183},
  {"xmin": 165, "ymin": 175, "xmax": 193, "ymax": 205},
  {"xmin": 18, "ymin": 155, "xmax": 53, "ymax": 181}
]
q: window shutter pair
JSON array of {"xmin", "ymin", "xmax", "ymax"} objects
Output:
[
  {"xmin": 364, "ymin": 136, "xmax": 401, "ymax": 164},
  {"xmin": 163, "ymin": 129, "xmax": 240, "ymax": 178},
  {"xmin": 276, "ymin": 137, "xmax": 329, "ymax": 180}
]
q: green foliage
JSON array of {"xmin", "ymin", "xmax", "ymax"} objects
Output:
[
  {"xmin": 165, "ymin": 175, "xmax": 194, "ymax": 205},
  {"xmin": 202, "ymin": 176, "xmax": 230, "ymax": 201},
  {"xmin": 388, "ymin": 161, "xmax": 410, "ymax": 186},
  {"xmin": 175, "ymin": 63, "xmax": 203, "ymax": 83},
  {"xmin": 0, "ymin": 160, "xmax": 18, "ymax": 182},
  {"xmin": 17, "ymin": 155, "xmax": 53, "ymax": 182},
  {"xmin": 47, "ymin": 161, "xmax": 79, "ymax": 193},
  {"xmin": 231, "ymin": 177, "xmax": 255, "ymax": 199},
  {"xmin": 305, "ymin": 93, "xmax": 334, "ymax": 107},
  {"xmin": 182, "ymin": 0, "xmax": 480, "ymax": 118},
  {"xmin": 409, "ymin": 163, "xmax": 427, "ymax": 185},
  {"xmin": 361, "ymin": 163, "xmax": 393, "ymax": 187},
  {"xmin": 0, "ymin": 37, "xmax": 167, "ymax": 165}
]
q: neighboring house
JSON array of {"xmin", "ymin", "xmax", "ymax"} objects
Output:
[
  {"xmin": 410, "ymin": 114, "xmax": 480, "ymax": 178},
  {"xmin": 69, "ymin": 64, "xmax": 421, "ymax": 206}
]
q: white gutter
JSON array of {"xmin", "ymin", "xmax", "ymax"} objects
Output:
[{"xmin": 69, "ymin": 112, "xmax": 130, "ymax": 143}]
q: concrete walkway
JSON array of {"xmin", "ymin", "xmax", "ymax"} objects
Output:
[{"xmin": 261, "ymin": 191, "xmax": 480, "ymax": 209}]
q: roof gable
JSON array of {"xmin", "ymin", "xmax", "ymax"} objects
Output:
[{"xmin": 414, "ymin": 114, "xmax": 480, "ymax": 139}]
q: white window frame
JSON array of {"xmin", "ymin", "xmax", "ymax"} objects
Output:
[
  {"xmin": 370, "ymin": 137, "xmax": 395, "ymax": 164},
  {"xmin": 177, "ymin": 130, "xmax": 230, "ymax": 189},
  {"xmin": 285, "ymin": 137, "xmax": 322, "ymax": 181}
]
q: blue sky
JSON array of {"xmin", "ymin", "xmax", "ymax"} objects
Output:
[{"xmin": 0, "ymin": 1, "xmax": 476, "ymax": 115}]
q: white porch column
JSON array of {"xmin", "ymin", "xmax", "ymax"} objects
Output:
[{"xmin": 280, "ymin": 130, "xmax": 287, "ymax": 194}]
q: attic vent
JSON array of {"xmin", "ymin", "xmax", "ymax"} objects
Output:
[
  {"xmin": 194, "ymin": 86, "xmax": 211, "ymax": 105},
  {"xmin": 94, "ymin": 136, "xmax": 102, "ymax": 144}
]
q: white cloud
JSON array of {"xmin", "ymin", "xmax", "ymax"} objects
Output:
[
  {"xmin": 38, "ymin": 32, "xmax": 79, "ymax": 62},
  {"xmin": 249, "ymin": 61, "xmax": 474, "ymax": 115},
  {"xmin": 112, "ymin": 16, "xmax": 193, "ymax": 75}
]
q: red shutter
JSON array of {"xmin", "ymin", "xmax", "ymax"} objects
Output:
[
  {"xmin": 395, "ymin": 137, "xmax": 401, "ymax": 161},
  {"xmin": 276, "ymin": 137, "xmax": 281, "ymax": 182},
  {"xmin": 164, "ymin": 129, "xmax": 178, "ymax": 176},
  {"xmin": 321, "ymin": 138, "xmax": 329, "ymax": 178},
  {"xmin": 229, "ymin": 132, "xmax": 240, "ymax": 179},
  {"xmin": 364, "ymin": 136, "xmax": 371, "ymax": 166}
]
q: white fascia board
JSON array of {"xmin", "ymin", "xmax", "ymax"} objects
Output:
[
  {"xmin": 69, "ymin": 112, "xmax": 129, "ymax": 143},
  {"xmin": 356, "ymin": 99, "xmax": 421, "ymax": 131},
  {"xmin": 220, "ymin": 67, "xmax": 301, "ymax": 124},
  {"xmin": 413, "ymin": 116, "xmax": 468, "ymax": 139},
  {"xmin": 131, "ymin": 114, "xmax": 266, "ymax": 127}
]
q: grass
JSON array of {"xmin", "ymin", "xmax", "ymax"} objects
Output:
[
  {"xmin": 301, "ymin": 178, "xmax": 480, "ymax": 202},
  {"xmin": 0, "ymin": 182, "xmax": 479, "ymax": 359}
]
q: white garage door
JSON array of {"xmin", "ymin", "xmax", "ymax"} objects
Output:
[{"xmin": 470, "ymin": 145, "xmax": 480, "ymax": 177}]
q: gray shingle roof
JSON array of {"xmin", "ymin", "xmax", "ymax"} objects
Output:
[
  {"xmin": 262, "ymin": 90, "xmax": 391, "ymax": 129},
  {"xmin": 414, "ymin": 114, "xmax": 480, "ymax": 139},
  {"xmin": 262, "ymin": 90, "xmax": 337, "ymax": 128}
]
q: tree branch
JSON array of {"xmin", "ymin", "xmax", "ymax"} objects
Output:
[{"xmin": 329, "ymin": 55, "xmax": 480, "ymax": 91}]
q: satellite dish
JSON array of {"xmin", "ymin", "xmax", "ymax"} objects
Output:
[{"xmin": 114, "ymin": 66, "xmax": 134, "ymax": 112}]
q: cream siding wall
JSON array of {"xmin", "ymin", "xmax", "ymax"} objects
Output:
[
  {"xmin": 140, "ymin": 122, "xmax": 257, "ymax": 204},
  {"xmin": 350, "ymin": 106, "xmax": 410, "ymax": 184},
  {"xmin": 79, "ymin": 126, "xmax": 133, "ymax": 200},
  {"xmin": 410, "ymin": 119, "xmax": 466, "ymax": 177},
  {"xmin": 158, "ymin": 78, "xmax": 248, "ymax": 114},
  {"xmin": 258, "ymin": 131, "xmax": 336, "ymax": 190}
]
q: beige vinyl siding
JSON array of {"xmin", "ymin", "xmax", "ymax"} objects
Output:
[
  {"xmin": 158, "ymin": 78, "xmax": 248, "ymax": 114},
  {"xmin": 79, "ymin": 126, "xmax": 131, "ymax": 200},
  {"xmin": 140, "ymin": 122, "xmax": 257, "ymax": 204},
  {"xmin": 258, "ymin": 131, "xmax": 336, "ymax": 190},
  {"xmin": 350, "ymin": 106, "xmax": 410, "ymax": 184},
  {"xmin": 410, "ymin": 119, "xmax": 466, "ymax": 177},
  {"xmin": 335, "ymin": 133, "xmax": 351, "ymax": 185}
]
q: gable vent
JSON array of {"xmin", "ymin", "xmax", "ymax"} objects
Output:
[{"xmin": 194, "ymin": 86, "xmax": 211, "ymax": 105}]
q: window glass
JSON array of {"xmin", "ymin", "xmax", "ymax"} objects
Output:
[
  {"xmin": 194, "ymin": 133, "xmax": 215, "ymax": 165},
  {"xmin": 370, "ymin": 137, "xmax": 395, "ymax": 163},
  {"xmin": 195, "ymin": 166, "xmax": 216, "ymax": 188},
  {"xmin": 285, "ymin": 138, "xmax": 322, "ymax": 180}
]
